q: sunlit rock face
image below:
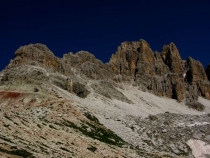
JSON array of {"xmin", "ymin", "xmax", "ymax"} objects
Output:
[
  {"xmin": 108, "ymin": 39, "xmax": 210, "ymax": 103},
  {"xmin": 0, "ymin": 39, "xmax": 210, "ymax": 157},
  {"xmin": 185, "ymin": 57, "xmax": 210, "ymax": 100},
  {"xmin": 2, "ymin": 39, "xmax": 210, "ymax": 103},
  {"xmin": 7, "ymin": 43, "xmax": 64, "ymax": 73},
  {"xmin": 161, "ymin": 42, "xmax": 184, "ymax": 74}
]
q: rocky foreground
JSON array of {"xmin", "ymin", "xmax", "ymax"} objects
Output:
[{"xmin": 0, "ymin": 40, "xmax": 210, "ymax": 157}]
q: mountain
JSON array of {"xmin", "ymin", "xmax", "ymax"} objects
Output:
[{"xmin": 0, "ymin": 40, "xmax": 210, "ymax": 157}]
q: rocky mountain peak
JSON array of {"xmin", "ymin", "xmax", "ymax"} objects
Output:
[
  {"xmin": 2, "ymin": 40, "xmax": 210, "ymax": 104},
  {"xmin": 139, "ymin": 39, "xmax": 151, "ymax": 50},
  {"xmin": 7, "ymin": 43, "xmax": 64, "ymax": 73},
  {"xmin": 161, "ymin": 42, "xmax": 184, "ymax": 74},
  {"xmin": 1, "ymin": 40, "xmax": 210, "ymax": 158}
]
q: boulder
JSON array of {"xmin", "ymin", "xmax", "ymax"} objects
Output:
[
  {"xmin": 66, "ymin": 80, "xmax": 90, "ymax": 98},
  {"xmin": 72, "ymin": 82, "xmax": 90, "ymax": 98}
]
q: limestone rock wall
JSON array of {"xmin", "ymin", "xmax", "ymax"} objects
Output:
[
  {"xmin": 2, "ymin": 40, "xmax": 210, "ymax": 104},
  {"xmin": 108, "ymin": 39, "xmax": 210, "ymax": 104}
]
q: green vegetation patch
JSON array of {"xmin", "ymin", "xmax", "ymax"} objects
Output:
[
  {"xmin": 62, "ymin": 119, "xmax": 125, "ymax": 147},
  {"xmin": 40, "ymin": 136, "xmax": 46, "ymax": 140},
  {"xmin": 4, "ymin": 114, "xmax": 13, "ymax": 121},
  {"xmin": 83, "ymin": 112, "xmax": 100, "ymax": 124},
  {"xmin": 87, "ymin": 145, "xmax": 97, "ymax": 153},
  {"xmin": 49, "ymin": 124, "xmax": 57, "ymax": 130},
  {"xmin": 60, "ymin": 147, "xmax": 72, "ymax": 153},
  {"xmin": 0, "ymin": 136, "xmax": 13, "ymax": 143},
  {"xmin": 0, "ymin": 147, "xmax": 34, "ymax": 158},
  {"xmin": 37, "ymin": 124, "xmax": 42, "ymax": 129},
  {"xmin": 39, "ymin": 146, "xmax": 48, "ymax": 154},
  {"xmin": 3, "ymin": 124, "xmax": 9, "ymax": 128}
]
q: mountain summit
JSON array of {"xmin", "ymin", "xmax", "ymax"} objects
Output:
[{"xmin": 0, "ymin": 40, "xmax": 210, "ymax": 157}]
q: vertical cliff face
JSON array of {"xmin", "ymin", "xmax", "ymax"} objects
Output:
[
  {"xmin": 108, "ymin": 39, "xmax": 157, "ymax": 77},
  {"xmin": 108, "ymin": 39, "xmax": 210, "ymax": 103},
  {"xmin": 108, "ymin": 41, "xmax": 140, "ymax": 76},
  {"xmin": 185, "ymin": 57, "xmax": 208, "ymax": 83},
  {"xmin": 108, "ymin": 40, "xmax": 185, "ymax": 78},
  {"xmin": 135, "ymin": 39, "xmax": 156, "ymax": 76},
  {"xmin": 108, "ymin": 40, "xmax": 186, "ymax": 102},
  {"xmin": 161, "ymin": 43, "xmax": 184, "ymax": 75}
]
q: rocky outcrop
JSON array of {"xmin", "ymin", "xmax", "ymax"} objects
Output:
[
  {"xmin": 108, "ymin": 40, "xmax": 187, "ymax": 103},
  {"xmin": 108, "ymin": 41, "xmax": 140, "ymax": 76},
  {"xmin": 66, "ymin": 80, "xmax": 90, "ymax": 98},
  {"xmin": 72, "ymin": 82, "xmax": 90, "ymax": 98},
  {"xmin": 1, "ymin": 40, "xmax": 210, "ymax": 104},
  {"xmin": 108, "ymin": 40, "xmax": 160, "ymax": 78},
  {"xmin": 1, "ymin": 65, "xmax": 50, "ymax": 86},
  {"xmin": 7, "ymin": 44, "xmax": 64, "ymax": 73},
  {"xmin": 63, "ymin": 51, "xmax": 111, "ymax": 80}
]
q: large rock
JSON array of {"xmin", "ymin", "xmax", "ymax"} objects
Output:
[{"xmin": 66, "ymin": 81, "xmax": 90, "ymax": 98}]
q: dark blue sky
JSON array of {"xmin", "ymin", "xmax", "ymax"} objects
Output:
[{"xmin": 0, "ymin": 0, "xmax": 210, "ymax": 71}]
